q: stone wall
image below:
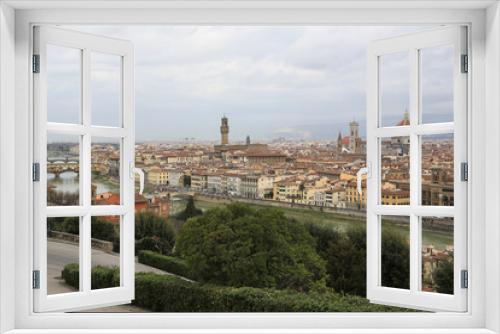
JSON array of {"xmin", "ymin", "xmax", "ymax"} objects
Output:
[{"xmin": 48, "ymin": 230, "xmax": 114, "ymax": 253}]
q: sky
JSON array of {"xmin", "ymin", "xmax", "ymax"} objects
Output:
[{"xmin": 48, "ymin": 25, "xmax": 453, "ymax": 142}]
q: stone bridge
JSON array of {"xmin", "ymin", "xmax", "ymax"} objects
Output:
[{"xmin": 47, "ymin": 162, "xmax": 79, "ymax": 176}]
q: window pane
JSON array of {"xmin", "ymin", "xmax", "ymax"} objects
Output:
[
  {"xmin": 421, "ymin": 217, "xmax": 454, "ymax": 294},
  {"xmin": 91, "ymin": 52, "xmax": 122, "ymax": 127},
  {"xmin": 47, "ymin": 44, "xmax": 81, "ymax": 124},
  {"xmin": 381, "ymin": 215, "xmax": 410, "ymax": 289},
  {"xmin": 91, "ymin": 216, "xmax": 120, "ymax": 290},
  {"xmin": 421, "ymin": 134, "xmax": 454, "ymax": 206},
  {"xmin": 380, "ymin": 137, "xmax": 410, "ymax": 205},
  {"xmin": 379, "ymin": 52, "xmax": 410, "ymax": 127},
  {"xmin": 47, "ymin": 133, "xmax": 80, "ymax": 206},
  {"xmin": 420, "ymin": 46, "xmax": 454, "ymax": 124},
  {"xmin": 91, "ymin": 138, "xmax": 121, "ymax": 205},
  {"xmin": 47, "ymin": 217, "xmax": 80, "ymax": 294}
]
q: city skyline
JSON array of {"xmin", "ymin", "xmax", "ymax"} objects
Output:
[{"xmin": 49, "ymin": 25, "xmax": 453, "ymax": 141}]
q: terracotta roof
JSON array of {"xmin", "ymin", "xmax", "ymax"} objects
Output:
[{"xmin": 246, "ymin": 150, "xmax": 286, "ymax": 157}]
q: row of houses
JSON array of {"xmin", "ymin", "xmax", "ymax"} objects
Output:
[
  {"xmin": 144, "ymin": 164, "xmax": 416, "ymax": 209},
  {"xmin": 145, "ymin": 166, "xmax": 361, "ymax": 209}
]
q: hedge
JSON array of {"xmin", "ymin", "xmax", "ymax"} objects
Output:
[
  {"xmin": 61, "ymin": 264, "xmax": 119, "ymax": 290},
  {"xmin": 62, "ymin": 264, "xmax": 411, "ymax": 312},
  {"xmin": 137, "ymin": 250, "xmax": 194, "ymax": 280},
  {"xmin": 61, "ymin": 263, "xmax": 80, "ymax": 288}
]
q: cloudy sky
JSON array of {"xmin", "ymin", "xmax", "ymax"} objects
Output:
[{"xmin": 49, "ymin": 25, "xmax": 453, "ymax": 142}]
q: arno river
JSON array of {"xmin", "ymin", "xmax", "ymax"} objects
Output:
[
  {"xmin": 49, "ymin": 171, "xmax": 453, "ymax": 251},
  {"xmin": 48, "ymin": 171, "xmax": 117, "ymax": 194}
]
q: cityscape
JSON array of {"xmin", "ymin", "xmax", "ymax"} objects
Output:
[
  {"xmin": 47, "ymin": 112, "xmax": 455, "ymax": 295},
  {"xmin": 43, "ymin": 24, "xmax": 457, "ymax": 312}
]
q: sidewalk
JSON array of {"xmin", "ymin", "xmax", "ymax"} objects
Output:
[{"xmin": 47, "ymin": 240, "xmax": 168, "ymax": 312}]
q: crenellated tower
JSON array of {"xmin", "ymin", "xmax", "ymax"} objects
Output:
[{"xmin": 220, "ymin": 116, "xmax": 229, "ymax": 145}]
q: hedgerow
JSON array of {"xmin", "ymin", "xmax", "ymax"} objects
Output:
[
  {"xmin": 138, "ymin": 250, "xmax": 194, "ymax": 280},
  {"xmin": 61, "ymin": 264, "xmax": 412, "ymax": 312},
  {"xmin": 61, "ymin": 264, "xmax": 119, "ymax": 290}
]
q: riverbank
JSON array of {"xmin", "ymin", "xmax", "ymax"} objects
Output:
[{"xmin": 188, "ymin": 197, "xmax": 453, "ymax": 250}]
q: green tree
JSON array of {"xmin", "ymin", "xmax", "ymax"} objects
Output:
[
  {"xmin": 176, "ymin": 203, "xmax": 326, "ymax": 291},
  {"xmin": 325, "ymin": 226, "xmax": 367, "ymax": 295},
  {"xmin": 63, "ymin": 217, "xmax": 80, "ymax": 234},
  {"xmin": 91, "ymin": 217, "xmax": 116, "ymax": 242},
  {"xmin": 135, "ymin": 211, "xmax": 176, "ymax": 255},
  {"xmin": 381, "ymin": 227, "xmax": 410, "ymax": 289},
  {"xmin": 306, "ymin": 223, "xmax": 409, "ymax": 296},
  {"xmin": 47, "ymin": 216, "xmax": 79, "ymax": 234},
  {"xmin": 434, "ymin": 255, "xmax": 454, "ymax": 294},
  {"xmin": 176, "ymin": 196, "xmax": 202, "ymax": 221}
]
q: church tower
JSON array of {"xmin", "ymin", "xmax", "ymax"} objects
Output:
[
  {"xmin": 349, "ymin": 120, "xmax": 359, "ymax": 153},
  {"xmin": 220, "ymin": 116, "xmax": 229, "ymax": 145}
]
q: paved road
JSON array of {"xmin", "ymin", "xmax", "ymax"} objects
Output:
[{"xmin": 47, "ymin": 239, "xmax": 167, "ymax": 312}]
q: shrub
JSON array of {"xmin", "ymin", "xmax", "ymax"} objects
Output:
[
  {"xmin": 176, "ymin": 203, "xmax": 326, "ymax": 291},
  {"xmin": 135, "ymin": 211, "xmax": 176, "ymax": 255},
  {"xmin": 61, "ymin": 263, "xmax": 80, "ymax": 289},
  {"xmin": 48, "ymin": 216, "xmax": 118, "ymax": 243},
  {"xmin": 136, "ymin": 236, "xmax": 155, "ymax": 251},
  {"xmin": 91, "ymin": 217, "xmax": 116, "ymax": 242},
  {"xmin": 138, "ymin": 250, "xmax": 194, "ymax": 279},
  {"xmin": 62, "ymin": 264, "xmax": 119, "ymax": 290},
  {"xmin": 91, "ymin": 266, "xmax": 120, "ymax": 289},
  {"xmin": 48, "ymin": 216, "xmax": 80, "ymax": 234},
  {"xmin": 61, "ymin": 264, "xmax": 410, "ymax": 312},
  {"xmin": 133, "ymin": 272, "xmax": 411, "ymax": 312}
]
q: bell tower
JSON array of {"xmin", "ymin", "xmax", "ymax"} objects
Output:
[
  {"xmin": 349, "ymin": 120, "xmax": 359, "ymax": 153},
  {"xmin": 220, "ymin": 116, "xmax": 229, "ymax": 145}
]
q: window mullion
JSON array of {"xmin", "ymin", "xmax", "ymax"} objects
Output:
[
  {"xmin": 81, "ymin": 48, "xmax": 92, "ymax": 293},
  {"xmin": 409, "ymin": 47, "xmax": 420, "ymax": 293},
  {"xmin": 121, "ymin": 50, "xmax": 135, "ymax": 291}
]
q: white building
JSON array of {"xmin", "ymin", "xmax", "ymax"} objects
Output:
[
  {"xmin": 226, "ymin": 174, "xmax": 242, "ymax": 197},
  {"xmin": 207, "ymin": 174, "xmax": 223, "ymax": 194},
  {"xmin": 257, "ymin": 175, "xmax": 275, "ymax": 199},
  {"xmin": 166, "ymin": 169, "xmax": 183, "ymax": 188}
]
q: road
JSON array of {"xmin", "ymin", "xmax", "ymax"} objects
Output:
[{"xmin": 47, "ymin": 239, "xmax": 167, "ymax": 312}]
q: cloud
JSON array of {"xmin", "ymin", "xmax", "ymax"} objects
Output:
[{"xmin": 52, "ymin": 25, "xmax": 449, "ymax": 140}]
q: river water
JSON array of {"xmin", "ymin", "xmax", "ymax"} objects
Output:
[{"xmin": 48, "ymin": 171, "xmax": 115, "ymax": 194}]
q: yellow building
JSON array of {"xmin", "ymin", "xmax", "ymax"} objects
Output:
[
  {"xmin": 381, "ymin": 189, "xmax": 410, "ymax": 205},
  {"xmin": 273, "ymin": 178, "xmax": 303, "ymax": 202},
  {"xmin": 147, "ymin": 167, "xmax": 168, "ymax": 185},
  {"xmin": 345, "ymin": 180, "xmax": 366, "ymax": 209},
  {"xmin": 339, "ymin": 172, "xmax": 357, "ymax": 182}
]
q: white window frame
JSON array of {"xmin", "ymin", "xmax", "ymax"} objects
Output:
[
  {"xmin": 0, "ymin": 1, "xmax": 499, "ymax": 333},
  {"xmin": 366, "ymin": 26, "xmax": 468, "ymax": 312},
  {"xmin": 32, "ymin": 26, "xmax": 135, "ymax": 312}
]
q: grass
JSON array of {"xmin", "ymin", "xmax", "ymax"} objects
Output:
[{"xmin": 192, "ymin": 198, "xmax": 453, "ymax": 250}]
